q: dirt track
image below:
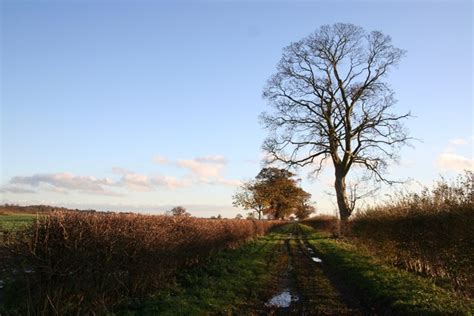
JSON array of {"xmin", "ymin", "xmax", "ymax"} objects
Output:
[{"xmin": 258, "ymin": 224, "xmax": 365, "ymax": 315}]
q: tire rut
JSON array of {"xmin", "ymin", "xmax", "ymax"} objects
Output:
[{"xmin": 261, "ymin": 224, "xmax": 365, "ymax": 315}]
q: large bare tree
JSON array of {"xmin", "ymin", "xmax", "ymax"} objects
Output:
[{"xmin": 261, "ymin": 23, "xmax": 410, "ymax": 222}]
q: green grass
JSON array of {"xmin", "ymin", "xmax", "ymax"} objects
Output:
[
  {"xmin": 0, "ymin": 213, "xmax": 37, "ymax": 231},
  {"xmin": 300, "ymin": 224, "xmax": 473, "ymax": 315},
  {"xmin": 117, "ymin": 226, "xmax": 289, "ymax": 315}
]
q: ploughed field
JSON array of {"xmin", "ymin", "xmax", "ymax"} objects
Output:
[{"xmin": 0, "ymin": 212, "xmax": 472, "ymax": 315}]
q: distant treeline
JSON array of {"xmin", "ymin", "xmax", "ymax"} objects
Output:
[
  {"xmin": 0, "ymin": 204, "xmax": 139, "ymax": 215},
  {"xmin": 0, "ymin": 204, "xmax": 83, "ymax": 214}
]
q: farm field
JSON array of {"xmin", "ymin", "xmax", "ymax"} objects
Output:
[{"xmin": 0, "ymin": 213, "xmax": 37, "ymax": 231}]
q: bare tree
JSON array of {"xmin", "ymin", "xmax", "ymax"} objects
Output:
[{"xmin": 261, "ymin": 23, "xmax": 410, "ymax": 223}]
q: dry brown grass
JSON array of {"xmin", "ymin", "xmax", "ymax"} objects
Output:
[{"xmin": 2, "ymin": 211, "xmax": 283, "ymax": 314}]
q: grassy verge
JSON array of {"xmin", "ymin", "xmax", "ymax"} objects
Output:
[
  {"xmin": 300, "ymin": 224, "xmax": 473, "ymax": 315},
  {"xmin": 118, "ymin": 226, "xmax": 290, "ymax": 315}
]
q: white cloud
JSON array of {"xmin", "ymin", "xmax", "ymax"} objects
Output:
[
  {"xmin": 11, "ymin": 173, "xmax": 110, "ymax": 192},
  {"xmin": 0, "ymin": 185, "xmax": 37, "ymax": 194},
  {"xmin": 177, "ymin": 156, "xmax": 226, "ymax": 178},
  {"xmin": 174, "ymin": 155, "xmax": 240, "ymax": 186},
  {"xmin": 449, "ymin": 138, "xmax": 468, "ymax": 146},
  {"xmin": 3, "ymin": 170, "xmax": 192, "ymax": 196},
  {"xmin": 436, "ymin": 152, "xmax": 474, "ymax": 172},
  {"xmin": 194, "ymin": 155, "xmax": 227, "ymax": 164},
  {"xmin": 112, "ymin": 167, "xmax": 133, "ymax": 175},
  {"xmin": 151, "ymin": 175, "xmax": 192, "ymax": 189},
  {"xmin": 121, "ymin": 173, "xmax": 153, "ymax": 192},
  {"xmin": 153, "ymin": 155, "xmax": 169, "ymax": 164},
  {"xmin": 113, "ymin": 167, "xmax": 190, "ymax": 190},
  {"xmin": 3, "ymin": 154, "xmax": 240, "ymax": 196},
  {"xmin": 8, "ymin": 172, "xmax": 122, "ymax": 196},
  {"xmin": 47, "ymin": 186, "xmax": 69, "ymax": 194}
]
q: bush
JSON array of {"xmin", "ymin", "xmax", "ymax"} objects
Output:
[{"xmin": 1, "ymin": 211, "xmax": 282, "ymax": 314}]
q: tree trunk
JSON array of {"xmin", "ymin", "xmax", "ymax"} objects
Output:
[
  {"xmin": 334, "ymin": 173, "xmax": 351, "ymax": 220},
  {"xmin": 334, "ymin": 172, "xmax": 352, "ymax": 235}
]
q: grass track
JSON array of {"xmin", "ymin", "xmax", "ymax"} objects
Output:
[{"xmin": 289, "ymin": 228, "xmax": 360, "ymax": 314}]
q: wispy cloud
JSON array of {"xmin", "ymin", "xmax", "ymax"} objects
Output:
[
  {"xmin": 153, "ymin": 155, "xmax": 169, "ymax": 165},
  {"xmin": 436, "ymin": 152, "xmax": 474, "ymax": 172},
  {"xmin": 2, "ymin": 154, "xmax": 240, "ymax": 196},
  {"xmin": 194, "ymin": 155, "xmax": 227, "ymax": 164},
  {"xmin": 449, "ymin": 138, "xmax": 468, "ymax": 146},
  {"xmin": 113, "ymin": 167, "xmax": 190, "ymax": 190},
  {"xmin": 0, "ymin": 185, "xmax": 37, "ymax": 194},
  {"xmin": 435, "ymin": 137, "xmax": 473, "ymax": 172},
  {"xmin": 177, "ymin": 156, "xmax": 226, "ymax": 179},
  {"xmin": 7, "ymin": 173, "xmax": 122, "ymax": 196},
  {"xmin": 174, "ymin": 155, "xmax": 240, "ymax": 186},
  {"xmin": 151, "ymin": 175, "xmax": 192, "ymax": 189},
  {"xmin": 121, "ymin": 173, "xmax": 154, "ymax": 192}
]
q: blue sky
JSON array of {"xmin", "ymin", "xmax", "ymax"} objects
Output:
[{"xmin": 1, "ymin": 0, "xmax": 472, "ymax": 217}]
